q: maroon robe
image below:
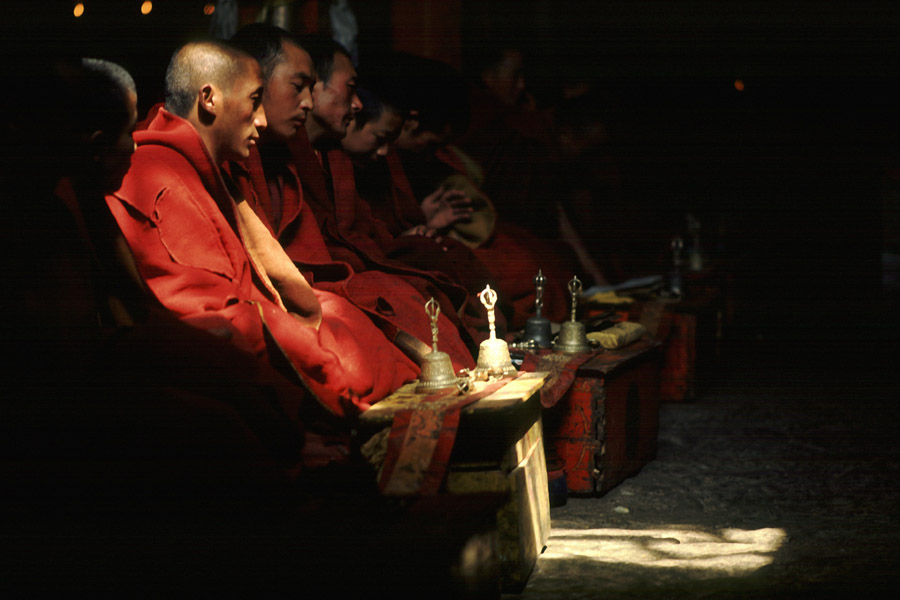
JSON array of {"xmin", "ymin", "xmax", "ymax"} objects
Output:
[
  {"xmin": 351, "ymin": 149, "xmax": 500, "ymax": 298},
  {"xmin": 289, "ymin": 132, "xmax": 472, "ymax": 331},
  {"xmin": 423, "ymin": 144, "xmax": 574, "ymax": 330},
  {"xmin": 229, "ymin": 140, "xmax": 475, "ymax": 373},
  {"xmin": 374, "ymin": 150, "xmax": 426, "ymax": 235},
  {"xmin": 106, "ymin": 109, "xmax": 419, "ymax": 418},
  {"xmin": 328, "ymin": 149, "xmax": 503, "ymax": 326}
]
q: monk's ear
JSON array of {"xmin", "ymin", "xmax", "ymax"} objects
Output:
[
  {"xmin": 198, "ymin": 83, "xmax": 217, "ymax": 117},
  {"xmin": 402, "ymin": 111, "xmax": 420, "ymax": 134},
  {"xmin": 86, "ymin": 129, "xmax": 108, "ymax": 161}
]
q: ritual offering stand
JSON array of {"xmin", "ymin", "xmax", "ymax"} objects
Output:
[
  {"xmin": 527, "ymin": 338, "xmax": 662, "ymax": 495},
  {"xmin": 625, "ymin": 237, "xmax": 729, "ymax": 402},
  {"xmin": 358, "ymin": 287, "xmax": 551, "ymax": 593},
  {"xmin": 518, "ymin": 275, "xmax": 664, "ymax": 497},
  {"xmin": 577, "ymin": 236, "xmax": 730, "ymax": 403}
]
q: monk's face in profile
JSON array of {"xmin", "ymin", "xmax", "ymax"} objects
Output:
[
  {"xmin": 310, "ymin": 52, "xmax": 361, "ymax": 140},
  {"xmin": 219, "ymin": 58, "xmax": 267, "ymax": 161},
  {"xmin": 261, "ymin": 41, "xmax": 315, "ymax": 141},
  {"xmin": 96, "ymin": 89, "xmax": 138, "ymax": 193},
  {"xmin": 395, "ymin": 118, "xmax": 452, "ymax": 155},
  {"xmin": 342, "ymin": 107, "xmax": 403, "ymax": 165},
  {"xmin": 482, "ymin": 49, "xmax": 526, "ymax": 107}
]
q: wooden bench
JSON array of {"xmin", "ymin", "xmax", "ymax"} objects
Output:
[
  {"xmin": 358, "ymin": 372, "xmax": 551, "ymax": 593},
  {"xmin": 539, "ymin": 338, "xmax": 663, "ymax": 495}
]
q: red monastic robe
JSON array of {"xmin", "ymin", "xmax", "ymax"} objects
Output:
[
  {"xmin": 313, "ymin": 145, "xmax": 495, "ymax": 351},
  {"xmin": 351, "ymin": 150, "xmax": 501, "ymax": 301},
  {"xmin": 327, "ymin": 149, "xmax": 504, "ymax": 328},
  {"xmin": 106, "ymin": 109, "xmax": 419, "ymax": 418},
  {"xmin": 229, "ymin": 140, "xmax": 475, "ymax": 372},
  {"xmin": 371, "ymin": 150, "xmax": 425, "ymax": 236},
  {"xmin": 409, "ymin": 145, "xmax": 573, "ymax": 330}
]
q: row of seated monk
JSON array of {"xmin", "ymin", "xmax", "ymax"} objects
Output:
[{"xmin": 0, "ymin": 24, "xmax": 628, "ymax": 593}]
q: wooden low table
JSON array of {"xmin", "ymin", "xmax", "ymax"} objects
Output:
[
  {"xmin": 627, "ymin": 277, "xmax": 728, "ymax": 402},
  {"xmin": 359, "ymin": 372, "xmax": 551, "ymax": 593},
  {"xmin": 541, "ymin": 338, "xmax": 663, "ymax": 495}
]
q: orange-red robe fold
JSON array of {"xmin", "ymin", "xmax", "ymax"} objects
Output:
[
  {"xmin": 106, "ymin": 109, "xmax": 418, "ymax": 418},
  {"xmin": 229, "ymin": 139, "xmax": 475, "ymax": 372}
]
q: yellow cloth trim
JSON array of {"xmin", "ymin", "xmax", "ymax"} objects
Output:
[
  {"xmin": 584, "ymin": 291, "xmax": 634, "ymax": 305},
  {"xmin": 587, "ymin": 322, "xmax": 647, "ymax": 349}
]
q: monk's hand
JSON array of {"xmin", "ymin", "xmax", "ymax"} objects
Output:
[
  {"xmin": 421, "ymin": 187, "xmax": 473, "ymax": 231},
  {"xmin": 401, "ymin": 224, "xmax": 444, "ymax": 245}
]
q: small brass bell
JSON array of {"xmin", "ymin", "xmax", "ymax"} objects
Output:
[
  {"xmin": 523, "ymin": 270, "xmax": 552, "ymax": 348},
  {"xmin": 473, "ymin": 285, "xmax": 517, "ymax": 379},
  {"xmin": 415, "ymin": 297, "xmax": 460, "ymax": 393},
  {"xmin": 553, "ymin": 276, "xmax": 591, "ymax": 354}
]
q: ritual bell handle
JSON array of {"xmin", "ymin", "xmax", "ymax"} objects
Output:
[
  {"xmin": 425, "ymin": 297, "xmax": 441, "ymax": 352},
  {"xmin": 533, "ymin": 270, "xmax": 546, "ymax": 317},
  {"xmin": 479, "ymin": 284, "xmax": 499, "ymax": 341},
  {"xmin": 568, "ymin": 276, "xmax": 582, "ymax": 322}
]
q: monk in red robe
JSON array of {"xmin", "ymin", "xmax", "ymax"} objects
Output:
[
  {"xmin": 227, "ymin": 26, "xmax": 477, "ymax": 370},
  {"xmin": 339, "ymin": 80, "xmax": 502, "ymax": 302},
  {"xmin": 105, "ymin": 41, "xmax": 418, "ymax": 419},
  {"xmin": 301, "ymin": 37, "xmax": 491, "ymax": 350},
  {"xmin": 1, "ymin": 55, "xmax": 347, "ymax": 593},
  {"xmin": 374, "ymin": 52, "xmax": 575, "ymax": 331}
]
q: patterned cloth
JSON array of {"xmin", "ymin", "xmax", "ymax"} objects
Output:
[
  {"xmin": 378, "ymin": 377, "xmax": 514, "ymax": 496},
  {"xmin": 520, "ymin": 349, "xmax": 602, "ymax": 408}
]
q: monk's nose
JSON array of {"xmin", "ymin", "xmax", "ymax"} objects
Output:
[{"xmin": 255, "ymin": 105, "xmax": 267, "ymax": 131}]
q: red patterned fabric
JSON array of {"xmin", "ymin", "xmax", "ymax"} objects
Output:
[
  {"xmin": 378, "ymin": 377, "xmax": 515, "ymax": 496},
  {"xmin": 519, "ymin": 349, "xmax": 602, "ymax": 408},
  {"xmin": 107, "ymin": 109, "xmax": 419, "ymax": 418}
]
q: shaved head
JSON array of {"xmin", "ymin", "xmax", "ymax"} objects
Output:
[{"xmin": 165, "ymin": 41, "xmax": 253, "ymax": 118}]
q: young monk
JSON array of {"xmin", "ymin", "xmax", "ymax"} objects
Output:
[
  {"xmin": 228, "ymin": 24, "xmax": 477, "ymax": 370},
  {"xmin": 367, "ymin": 53, "xmax": 572, "ymax": 331},
  {"xmin": 0, "ymin": 46, "xmax": 500, "ymax": 599},
  {"xmin": 296, "ymin": 36, "xmax": 498, "ymax": 351},
  {"xmin": 340, "ymin": 76, "xmax": 501, "ymax": 307},
  {"xmin": 105, "ymin": 40, "xmax": 419, "ymax": 419},
  {"xmin": 1, "ymin": 55, "xmax": 340, "ymax": 593}
]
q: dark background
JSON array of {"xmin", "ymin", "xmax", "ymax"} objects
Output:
[{"xmin": 4, "ymin": 0, "xmax": 900, "ymax": 341}]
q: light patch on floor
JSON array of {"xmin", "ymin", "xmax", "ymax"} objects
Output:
[{"xmin": 540, "ymin": 526, "xmax": 786, "ymax": 576}]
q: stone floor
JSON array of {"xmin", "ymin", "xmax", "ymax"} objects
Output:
[{"xmin": 509, "ymin": 331, "xmax": 900, "ymax": 599}]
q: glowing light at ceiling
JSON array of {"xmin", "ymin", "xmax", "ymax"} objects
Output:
[
  {"xmin": 141, "ymin": 1, "xmax": 153, "ymax": 15},
  {"xmin": 204, "ymin": 3, "xmax": 216, "ymax": 16},
  {"xmin": 73, "ymin": 3, "xmax": 85, "ymax": 18},
  {"xmin": 735, "ymin": 79, "xmax": 745, "ymax": 92}
]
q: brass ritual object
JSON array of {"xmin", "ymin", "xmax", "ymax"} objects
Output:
[
  {"xmin": 415, "ymin": 297, "xmax": 461, "ymax": 393},
  {"xmin": 668, "ymin": 236, "xmax": 684, "ymax": 297},
  {"xmin": 523, "ymin": 270, "xmax": 553, "ymax": 348},
  {"xmin": 553, "ymin": 276, "xmax": 591, "ymax": 354},
  {"xmin": 473, "ymin": 285, "xmax": 517, "ymax": 380}
]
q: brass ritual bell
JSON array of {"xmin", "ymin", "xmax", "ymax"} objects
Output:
[
  {"xmin": 473, "ymin": 285, "xmax": 517, "ymax": 380},
  {"xmin": 553, "ymin": 276, "xmax": 591, "ymax": 354},
  {"xmin": 415, "ymin": 297, "xmax": 461, "ymax": 393},
  {"xmin": 523, "ymin": 270, "xmax": 553, "ymax": 348}
]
